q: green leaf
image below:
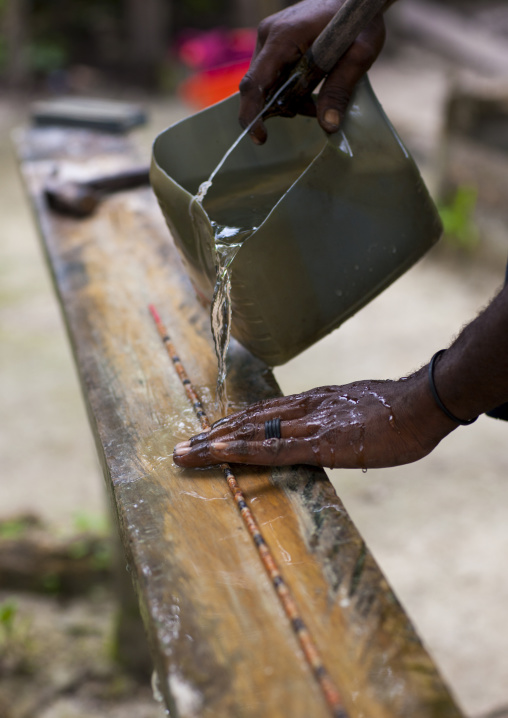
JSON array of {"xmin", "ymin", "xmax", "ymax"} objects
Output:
[
  {"xmin": 438, "ymin": 185, "xmax": 479, "ymax": 251},
  {"xmin": 0, "ymin": 600, "xmax": 17, "ymax": 634}
]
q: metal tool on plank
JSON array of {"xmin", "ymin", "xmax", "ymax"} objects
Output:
[
  {"xmin": 44, "ymin": 166, "xmax": 150, "ymax": 218},
  {"xmin": 46, "ymin": 0, "xmax": 386, "ymax": 219}
]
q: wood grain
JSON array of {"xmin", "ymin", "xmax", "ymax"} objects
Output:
[{"xmin": 16, "ymin": 126, "xmax": 464, "ymax": 718}]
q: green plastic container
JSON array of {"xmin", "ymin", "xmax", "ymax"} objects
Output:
[{"xmin": 151, "ymin": 77, "xmax": 442, "ymax": 366}]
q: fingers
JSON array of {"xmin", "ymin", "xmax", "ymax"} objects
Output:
[
  {"xmin": 239, "ymin": 36, "xmax": 303, "ymax": 145},
  {"xmin": 184, "ymin": 414, "xmax": 315, "ymax": 454},
  {"xmin": 173, "ymin": 438, "xmax": 217, "ymax": 468},
  {"xmin": 316, "ymin": 16, "xmax": 386, "ymax": 134},
  {"xmin": 212, "ymin": 437, "xmax": 314, "ymax": 465},
  {"xmin": 239, "ymin": 10, "xmax": 386, "ymax": 142},
  {"xmin": 173, "ymin": 392, "xmax": 327, "ymax": 468},
  {"xmin": 172, "ymin": 377, "xmax": 445, "ymax": 471},
  {"xmin": 173, "ymin": 414, "xmax": 349, "ymax": 470},
  {"xmin": 175, "ymin": 436, "xmax": 320, "ymax": 468},
  {"xmin": 174, "ymin": 427, "xmax": 364, "ymax": 469},
  {"xmin": 191, "ymin": 392, "xmax": 318, "ymax": 443},
  {"xmin": 174, "ymin": 387, "xmax": 344, "ymax": 463}
]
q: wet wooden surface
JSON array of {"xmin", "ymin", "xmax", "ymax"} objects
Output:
[{"xmin": 16, "ymin": 126, "xmax": 464, "ymax": 718}]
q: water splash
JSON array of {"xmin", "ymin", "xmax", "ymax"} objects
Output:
[{"xmin": 151, "ymin": 670, "xmax": 164, "ymax": 703}]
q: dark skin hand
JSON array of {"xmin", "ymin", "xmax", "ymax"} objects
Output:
[
  {"xmin": 173, "ymin": 374, "xmax": 455, "ymax": 469},
  {"xmin": 175, "ymin": 3, "xmax": 508, "ymax": 471},
  {"xmin": 174, "ymin": 285, "xmax": 508, "ymax": 469},
  {"xmin": 239, "ymin": 0, "xmax": 388, "ymax": 144}
]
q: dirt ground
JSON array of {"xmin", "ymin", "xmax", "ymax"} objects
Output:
[{"xmin": 1, "ymin": 43, "xmax": 507, "ymax": 717}]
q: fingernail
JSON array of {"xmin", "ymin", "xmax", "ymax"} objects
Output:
[
  {"xmin": 211, "ymin": 442, "xmax": 229, "ymax": 450},
  {"xmin": 323, "ymin": 109, "xmax": 340, "ymax": 129},
  {"xmin": 174, "ymin": 440, "xmax": 191, "ymax": 451},
  {"xmin": 249, "ymin": 132, "xmax": 263, "ymax": 146},
  {"xmin": 174, "ymin": 445, "xmax": 191, "ymax": 456}
]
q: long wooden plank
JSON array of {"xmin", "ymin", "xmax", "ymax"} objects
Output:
[{"xmin": 15, "ymin": 126, "xmax": 464, "ymax": 718}]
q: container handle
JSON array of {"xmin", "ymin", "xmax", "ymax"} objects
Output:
[{"xmin": 263, "ymin": 0, "xmax": 388, "ymax": 120}]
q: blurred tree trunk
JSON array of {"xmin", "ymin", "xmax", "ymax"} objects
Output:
[
  {"xmin": 233, "ymin": 0, "xmax": 288, "ymax": 26},
  {"xmin": 2, "ymin": 0, "xmax": 30, "ymax": 86},
  {"xmin": 125, "ymin": 0, "xmax": 170, "ymax": 85}
]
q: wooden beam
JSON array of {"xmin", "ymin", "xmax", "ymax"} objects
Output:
[{"xmin": 15, "ymin": 125, "xmax": 464, "ymax": 718}]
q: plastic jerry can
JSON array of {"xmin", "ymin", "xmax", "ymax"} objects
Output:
[{"xmin": 150, "ymin": 76, "xmax": 442, "ymax": 366}]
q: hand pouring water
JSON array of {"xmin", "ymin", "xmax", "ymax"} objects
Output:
[{"xmin": 150, "ymin": 0, "xmax": 442, "ymax": 379}]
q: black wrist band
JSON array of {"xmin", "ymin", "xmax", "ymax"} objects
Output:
[{"xmin": 428, "ymin": 350, "xmax": 478, "ymax": 425}]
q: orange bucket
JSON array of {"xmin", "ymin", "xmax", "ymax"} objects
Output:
[{"xmin": 178, "ymin": 60, "xmax": 250, "ymax": 110}]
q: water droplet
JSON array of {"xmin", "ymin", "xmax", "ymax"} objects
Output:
[
  {"xmin": 151, "ymin": 670, "xmax": 164, "ymax": 703},
  {"xmin": 362, "ymin": 468, "xmax": 367, "ymax": 474}
]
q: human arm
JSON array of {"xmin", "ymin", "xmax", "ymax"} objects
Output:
[
  {"xmin": 173, "ymin": 283, "xmax": 508, "ymax": 469},
  {"xmin": 239, "ymin": 0, "xmax": 391, "ymax": 144}
]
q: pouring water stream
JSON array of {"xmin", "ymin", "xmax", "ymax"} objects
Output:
[{"xmin": 189, "ymin": 73, "xmax": 300, "ymax": 413}]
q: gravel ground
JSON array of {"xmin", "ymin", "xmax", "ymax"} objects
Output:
[
  {"xmin": 1, "ymin": 44, "xmax": 507, "ymax": 717},
  {"xmin": 0, "ymin": 588, "xmax": 165, "ymax": 718}
]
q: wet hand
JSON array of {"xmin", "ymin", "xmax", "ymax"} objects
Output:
[
  {"xmin": 173, "ymin": 373, "xmax": 456, "ymax": 470},
  {"xmin": 239, "ymin": 0, "xmax": 387, "ymax": 144}
]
